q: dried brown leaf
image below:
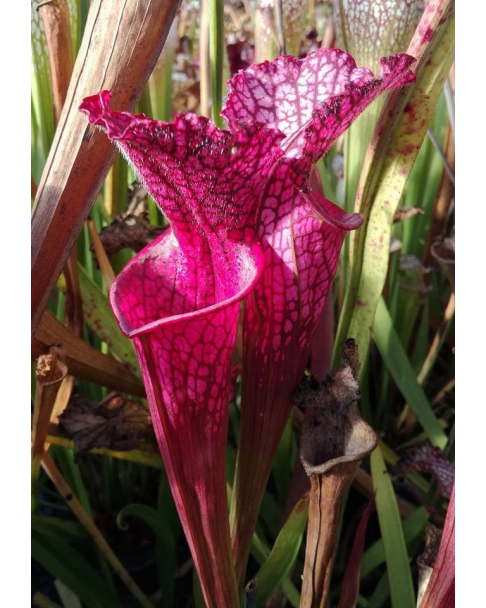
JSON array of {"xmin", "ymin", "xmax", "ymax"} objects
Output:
[
  {"xmin": 59, "ymin": 393, "xmax": 152, "ymax": 459},
  {"xmin": 394, "ymin": 206, "xmax": 425, "ymax": 223}
]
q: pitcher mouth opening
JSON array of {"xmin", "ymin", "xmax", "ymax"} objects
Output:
[{"xmin": 110, "ymin": 233, "xmax": 264, "ymax": 339}]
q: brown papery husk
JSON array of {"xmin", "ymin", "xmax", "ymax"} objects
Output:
[
  {"xmin": 298, "ymin": 341, "xmax": 377, "ymax": 608},
  {"xmin": 300, "ymin": 406, "xmax": 377, "ymax": 608}
]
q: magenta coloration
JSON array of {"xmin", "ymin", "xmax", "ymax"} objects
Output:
[
  {"xmin": 80, "ymin": 48, "xmax": 416, "ymax": 598},
  {"xmin": 227, "ymin": 49, "xmax": 416, "ymax": 580},
  {"xmin": 80, "ymin": 91, "xmax": 285, "ymax": 608},
  {"xmin": 222, "ymin": 51, "xmax": 415, "ymax": 176},
  {"xmin": 420, "ymin": 484, "xmax": 455, "ymax": 608}
]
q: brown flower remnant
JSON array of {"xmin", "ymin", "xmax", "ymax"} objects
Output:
[{"xmin": 294, "ymin": 339, "xmax": 378, "ymax": 608}]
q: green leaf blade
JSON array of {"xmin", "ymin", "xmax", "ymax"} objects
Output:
[
  {"xmin": 370, "ymin": 445, "xmax": 415, "ymax": 608},
  {"xmin": 253, "ymin": 493, "xmax": 309, "ymax": 607},
  {"xmin": 373, "ymin": 297, "xmax": 447, "ymax": 448}
]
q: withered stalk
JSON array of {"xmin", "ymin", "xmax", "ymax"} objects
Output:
[
  {"xmin": 296, "ymin": 340, "xmax": 378, "ymax": 608},
  {"xmin": 32, "ymin": 0, "xmax": 181, "ymax": 334},
  {"xmin": 38, "ymin": 1, "xmax": 82, "ymax": 420},
  {"xmin": 37, "ymin": 0, "xmax": 74, "ymax": 125},
  {"xmin": 33, "ymin": 311, "xmax": 145, "ymax": 397},
  {"xmin": 55, "ymin": 242, "xmax": 83, "ymax": 421},
  {"xmin": 87, "ymin": 218, "xmax": 116, "ymax": 289},
  {"xmin": 32, "ymin": 347, "xmax": 68, "ymax": 481}
]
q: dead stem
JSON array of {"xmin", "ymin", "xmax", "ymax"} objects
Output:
[
  {"xmin": 87, "ymin": 218, "xmax": 116, "ymax": 289},
  {"xmin": 296, "ymin": 340, "xmax": 377, "ymax": 608},
  {"xmin": 32, "ymin": 347, "xmax": 68, "ymax": 482},
  {"xmin": 33, "ymin": 311, "xmax": 145, "ymax": 397},
  {"xmin": 417, "ymin": 293, "xmax": 455, "ymax": 388},
  {"xmin": 37, "ymin": 0, "xmax": 74, "ymax": 125},
  {"xmin": 38, "ymin": 0, "xmax": 81, "ymax": 421}
]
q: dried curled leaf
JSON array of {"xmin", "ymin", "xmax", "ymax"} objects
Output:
[
  {"xmin": 35, "ymin": 346, "xmax": 68, "ymax": 385},
  {"xmin": 295, "ymin": 338, "xmax": 377, "ymax": 475},
  {"xmin": 59, "ymin": 393, "xmax": 152, "ymax": 459}
]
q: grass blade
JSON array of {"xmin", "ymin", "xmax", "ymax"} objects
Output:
[
  {"xmin": 32, "ymin": 532, "xmax": 118, "ymax": 608},
  {"xmin": 42, "ymin": 452, "xmax": 153, "ymax": 608},
  {"xmin": 76, "ymin": 264, "xmax": 139, "ymax": 374},
  {"xmin": 372, "ymin": 297, "xmax": 448, "ymax": 448},
  {"xmin": 252, "ymin": 493, "xmax": 309, "ymax": 607},
  {"xmin": 361, "ymin": 506, "xmax": 430, "ymax": 578},
  {"xmin": 370, "ymin": 445, "xmax": 415, "ymax": 608}
]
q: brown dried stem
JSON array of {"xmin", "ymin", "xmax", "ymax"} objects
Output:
[
  {"xmin": 54, "ymin": 249, "xmax": 85, "ymax": 420},
  {"xmin": 37, "ymin": 0, "xmax": 74, "ymax": 125},
  {"xmin": 33, "ymin": 311, "xmax": 145, "ymax": 397},
  {"xmin": 32, "ymin": 0, "xmax": 181, "ymax": 334},
  {"xmin": 32, "ymin": 347, "xmax": 68, "ymax": 482},
  {"xmin": 87, "ymin": 218, "xmax": 116, "ymax": 289},
  {"xmin": 401, "ymin": 291, "xmax": 455, "ymax": 432},
  {"xmin": 296, "ymin": 340, "xmax": 377, "ymax": 608},
  {"xmin": 423, "ymin": 123, "xmax": 455, "ymax": 270},
  {"xmin": 38, "ymin": 0, "xmax": 81, "ymax": 420}
]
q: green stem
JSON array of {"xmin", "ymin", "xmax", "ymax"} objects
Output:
[{"xmin": 209, "ymin": 0, "xmax": 224, "ymax": 126}]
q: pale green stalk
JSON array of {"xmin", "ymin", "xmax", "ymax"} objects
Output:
[
  {"xmin": 334, "ymin": 1, "xmax": 455, "ymax": 367},
  {"xmin": 209, "ymin": 0, "xmax": 224, "ymax": 125}
]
